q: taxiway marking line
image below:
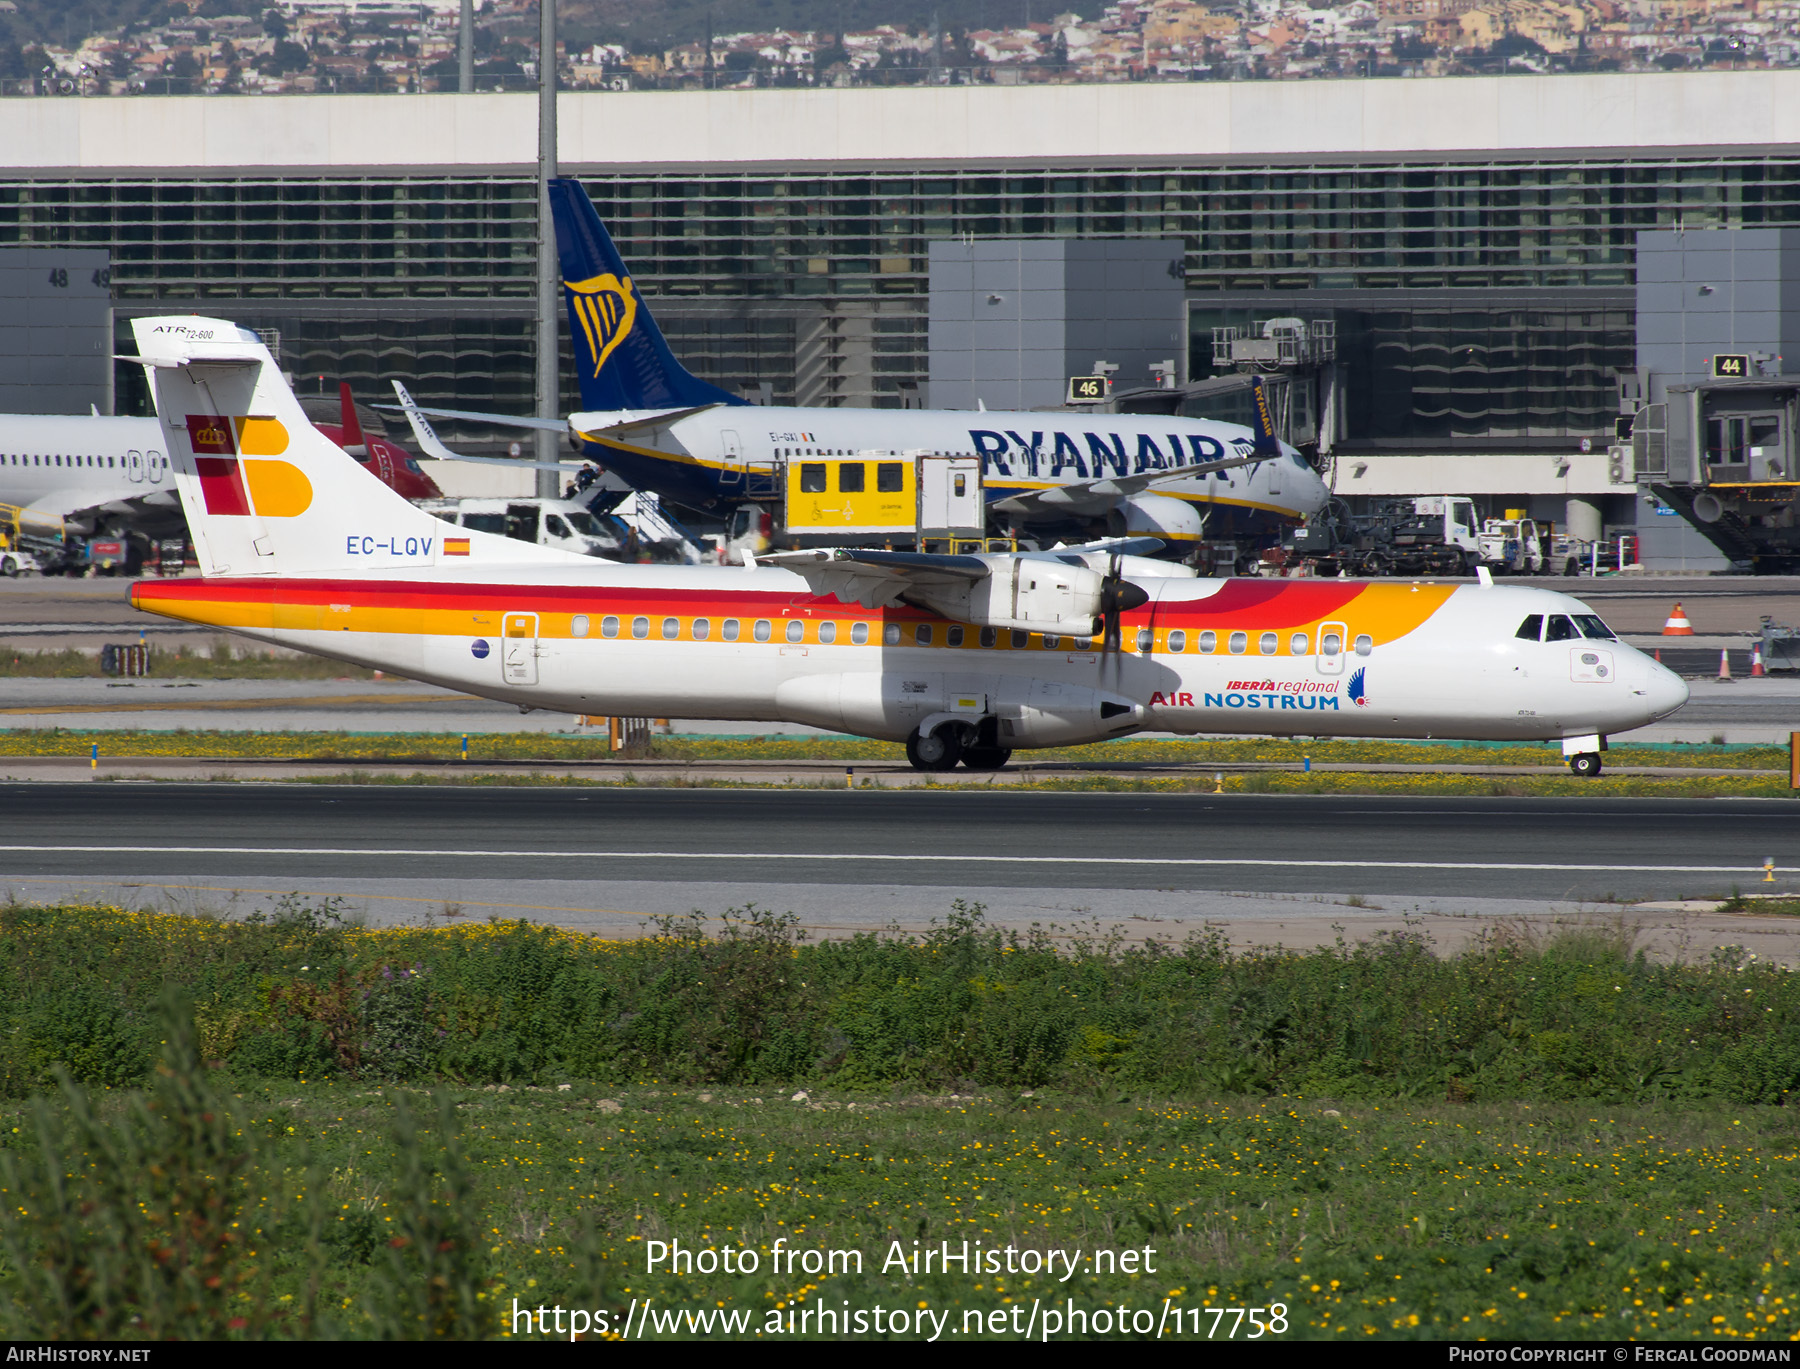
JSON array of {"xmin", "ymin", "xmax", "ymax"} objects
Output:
[{"xmin": 0, "ymin": 844, "xmax": 1783, "ymax": 874}]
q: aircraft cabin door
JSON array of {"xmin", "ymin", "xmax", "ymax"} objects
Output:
[
  {"xmin": 126, "ymin": 450, "xmax": 144, "ymax": 483},
  {"xmin": 916, "ymin": 455, "xmax": 983, "ymax": 535},
  {"xmin": 502, "ymin": 612, "xmax": 539, "ymax": 686},
  {"xmin": 1317, "ymin": 620, "xmax": 1347, "ymax": 676},
  {"xmin": 146, "ymin": 450, "xmax": 163, "ymax": 484},
  {"xmin": 718, "ymin": 430, "xmax": 743, "ymax": 489}
]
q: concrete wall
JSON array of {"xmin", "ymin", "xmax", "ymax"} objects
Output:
[
  {"xmin": 8, "ymin": 72, "xmax": 1800, "ymax": 174},
  {"xmin": 929, "ymin": 238, "xmax": 1184, "ymax": 412},
  {"xmin": 0, "ymin": 248, "xmax": 112, "ymax": 415}
]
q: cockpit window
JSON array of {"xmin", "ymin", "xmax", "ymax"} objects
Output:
[
  {"xmin": 1572, "ymin": 614, "xmax": 1617, "ymax": 641},
  {"xmin": 1545, "ymin": 614, "xmax": 1580, "ymax": 642},
  {"xmin": 1515, "ymin": 615, "xmax": 1543, "ymax": 642}
]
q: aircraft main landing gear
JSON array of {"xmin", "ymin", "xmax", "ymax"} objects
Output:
[
  {"xmin": 906, "ymin": 725, "xmax": 963, "ymax": 772},
  {"xmin": 1568, "ymin": 752, "xmax": 1603, "ymax": 778},
  {"xmin": 905, "ymin": 723, "xmax": 1014, "ymax": 772}
]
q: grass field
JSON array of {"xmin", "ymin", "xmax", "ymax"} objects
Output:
[
  {"xmin": 2, "ymin": 1033, "xmax": 1795, "ymax": 1339},
  {"xmin": 1, "ymin": 904, "xmax": 1797, "ymax": 1340}
]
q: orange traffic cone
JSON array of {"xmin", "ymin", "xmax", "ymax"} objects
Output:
[
  {"xmin": 1752, "ymin": 642, "xmax": 1766, "ymax": 677},
  {"xmin": 1718, "ymin": 648, "xmax": 1734, "ymax": 681},
  {"xmin": 1663, "ymin": 602, "xmax": 1695, "ymax": 635}
]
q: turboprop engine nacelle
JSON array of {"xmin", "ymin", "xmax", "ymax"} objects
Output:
[{"xmin": 907, "ymin": 557, "xmax": 1107, "ymax": 638}]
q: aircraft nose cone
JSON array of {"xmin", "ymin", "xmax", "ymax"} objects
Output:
[{"xmin": 1640, "ymin": 657, "xmax": 1689, "ymax": 721}]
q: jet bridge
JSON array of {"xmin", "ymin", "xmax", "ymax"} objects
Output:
[{"xmin": 1630, "ymin": 376, "xmax": 1800, "ymax": 572}]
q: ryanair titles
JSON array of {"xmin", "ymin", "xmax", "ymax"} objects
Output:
[{"xmin": 966, "ymin": 428, "xmax": 1254, "ymax": 479}]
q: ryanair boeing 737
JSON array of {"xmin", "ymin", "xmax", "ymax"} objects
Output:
[{"xmin": 394, "ymin": 178, "xmax": 1329, "ymax": 553}]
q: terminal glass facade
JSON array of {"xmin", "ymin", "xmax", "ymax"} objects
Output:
[{"xmin": 0, "ymin": 155, "xmax": 1792, "ymax": 439}]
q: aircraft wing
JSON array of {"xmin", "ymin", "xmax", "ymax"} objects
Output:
[
  {"xmin": 568, "ymin": 406, "xmax": 721, "ymax": 439},
  {"xmin": 990, "ymin": 452, "xmax": 1273, "ymax": 519},
  {"xmin": 752, "ymin": 547, "xmax": 990, "ymax": 610},
  {"xmin": 390, "ymin": 381, "xmax": 584, "ymax": 472}
]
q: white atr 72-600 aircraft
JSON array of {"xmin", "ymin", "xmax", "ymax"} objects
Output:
[
  {"xmin": 126, "ymin": 316, "xmax": 1685, "ymax": 777},
  {"xmin": 391, "ymin": 177, "xmax": 1328, "ymax": 552}
]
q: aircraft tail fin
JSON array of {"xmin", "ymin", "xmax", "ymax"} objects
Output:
[
  {"xmin": 1249, "ymin": 375, "xmax": 1282, "ymax": 458},
  {"xmin": 337, "ymin": 381, "xmax": 364, "ymax": 446},
  {"xmin": 547, "ymin": 177, "xmax": 745, "ymax": 412},
  {"xmin": 128, "ymin": 316, "xmax": 577, "ymax": 577}
]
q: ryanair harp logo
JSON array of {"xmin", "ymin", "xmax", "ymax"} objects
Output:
[{"xmin": 566, "ymin": 273, "xmax": 637, "ymax": 378}]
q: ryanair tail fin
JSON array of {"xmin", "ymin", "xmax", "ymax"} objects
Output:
[
  {"xmin": 1249, "ymin": 375, "xmax": 1282, "ymax": 459},
  {"xmin": 548, "ymin": 177, "xmax": 745, "ymax": 413},
  {"xmin": 128, "ymin": 316, "xmax": 578, "ymax": 577}
]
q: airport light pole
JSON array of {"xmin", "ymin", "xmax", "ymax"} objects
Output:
[
  {"xmin": 459, "ymin": 0, "xmax": 473, "ymax": 92},
  {"xmin": 536, "ymin": 0, "xmax": 560, "ymax": 499}
]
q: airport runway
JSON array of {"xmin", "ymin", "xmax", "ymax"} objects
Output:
[{"xmin": 3, "ymin": 782, "xmax": 1794, "ymax": 904}]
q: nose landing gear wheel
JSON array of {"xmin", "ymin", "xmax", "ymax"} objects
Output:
[
  {"xmin": 905, "ymin": 726, "xmax": 964, "ymax": 772},
  {"xmin": 1569, "ymin": 752, "xmax": 1603, "ymax": 778}
]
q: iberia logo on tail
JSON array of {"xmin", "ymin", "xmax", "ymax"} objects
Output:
[
  {"xmin": 565, "ymin": 273, "xmax": 637, "ymax": 378},
  {"xmin": 185, "ymin": 413, "xmax": 312, "ymax": 518}
]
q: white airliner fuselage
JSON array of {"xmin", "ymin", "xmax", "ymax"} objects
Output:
[
  {"xmin": 0, "ymin": 415, "xmax": 176, "ymax": 530},
  {"xmin": 573, "ymin": 403, "xmax": 1327, "ymax": 542}
]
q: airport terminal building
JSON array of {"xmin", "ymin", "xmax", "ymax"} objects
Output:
[{"xmin": 7, "ymin": 72, "xmax": 1800, "ymax": 565}]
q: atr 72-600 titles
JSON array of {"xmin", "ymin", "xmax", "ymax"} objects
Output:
[
  {"xmin": 389, "ymin": 178, "xmax": 1328, "ymax": 552},
  {"xmin": 127, "ymin": 318, "xmax": 1686, "ymax": 776}
]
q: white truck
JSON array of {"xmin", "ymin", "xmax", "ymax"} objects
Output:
[{"xmin": 420, "ymin": 497, "xmax": 627, "ymax": 559}]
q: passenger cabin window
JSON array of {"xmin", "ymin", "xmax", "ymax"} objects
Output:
[
  {"xmin": 631, "ymin": 617, "xmax": 649, "ymax": 639},
  {"xmin": 1572, "ymin": 614, "xmax": 1617, "ymax": 640},
  {"xmin": 1354, "ymin": 634, "xmax": 1374, "ymax": 656},
  {"xmin": 819, "ymin": 622, "xmax": 837, "ymax": 644},
  {"xmin": 722, "ymin": 619, "xmax": 740, "ymax": 641},
  {"xmin": 946, "ymin": 626, "xmax": 965, "ymax": 647},
  {"xmin": 883, "ymin": 624, "xmax": 901, "ymax": 645},
  {"xmin": 1228, "ymin": 631, "xmax": 1248, "ymax": 655},
  {"xmin": 851, "ymin": 622, "xmax": 869, "ymax": 645},
  {"xmin": 799, "ymin": 463, "xmax": 827, "ymax": 493},
  {"xmin": 1321, "ymin": 631, "xmax": 1342, "ymax": 657},
  {"xmin": 915, "ymin": 624, "xmax": 932, "ymax": 645},
  {"xmin": 754, "ymin": 620, "xmax": 772, "ymax": 642},
  {"xmin": 1545, "ymin": 614, "xmax": 1579, "ymax": 642},
  {"xmin": 662, "ymin": 617, "xmax": 679, "ymax": 640},
  {"xmin": 786, "ymin": 620, "xmax": 805, "ymax": 643},
  {"xmin": 1199, "ymin": 630, "xmax": 1217, "ymax": 653},
  {"xmin": 601, "ymin": 616, "xmax": 620, "ymax": 638},
  {"xmin": 1168, "ymin": 629, "xmax": 1186, "ymax": 653},
  {"xmin": 1259, "ymin": 631, "xmax": 1278, "ymax": 655},
  {"xmin": 979, "ymin": 627, "xmax": 997, "ymax": 648},
  {"xmin": 877, "ymin": 463, "xmax": 904, "ymax": 492},
  {"xmin": 1136, "ymin": 629, "xmax": 1152, "ymax": 652},
  {"xmin": 838, "ymin": 463, "xmax": 865, "ymax": 493},
  {"xmin": 693, "ymin": 618, "xmax": 711, "ymax": 641},
  {"xmin": 1515, "ymin": 615, "xmax": 1544, "ymax": 642},
  {"xmin": 571, "ymin": 614, "xmax": 590, "ymax": 638},
  {"xmin": 1010, "ymin": 630, "xmax": 1028, "ymax": 648},
  {"xmin": 1043, "ymin": 635, "xmax": 1061, "ymax": 649},
  {"xmin": 1289, "ymin": 632, "xmax": 1308, "ymax": 655}
]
